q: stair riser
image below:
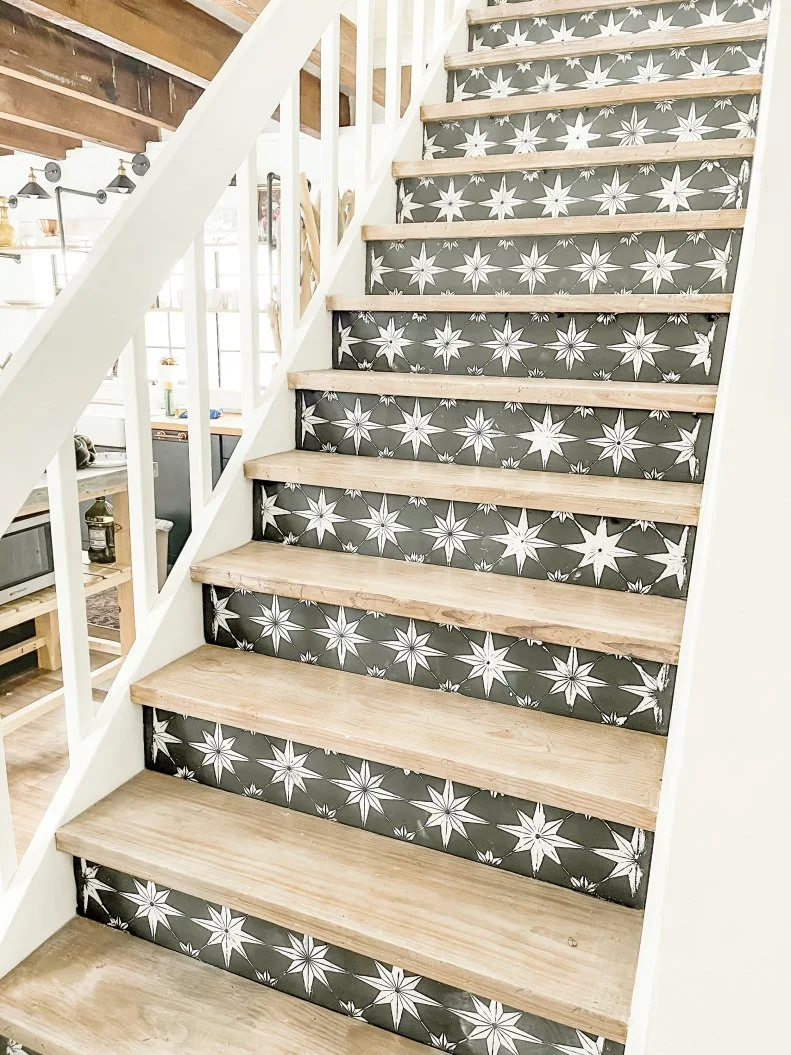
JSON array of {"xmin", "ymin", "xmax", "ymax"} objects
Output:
[
  {"xmin": 397, "ymin": 160, "xmax": 750, "ymax": 224},
  {"xmin": 0, "ymin": 1039, "xmax": 36, "ymax": 1054},
  {"xmin": 423, "ymin": 95, "xmax": 759, "ymax": 157},
  {"xmin": 366, "ymin": 231, "xmax": 742, "ymax": 297},
  {"xmin": 144, "ymin": 707, "xmax": 653, "ymax": 907},
  {"xmin": 297, "ymin": 389, "xmax": 711, "ymax": 482},
  {"xmin": 333, "ymin": 309, "xmax": 727, "ymax": 382},
  {"xmin": 75, "ymin": 859, "xmax": 626, "ymax": 1052},
  {"xmin": 204, "ymin": 585, "xmax": 675, "ymax": 734},
  {"xmin": 253, "ymin": 480, "xmax": 694, "ymax": 598},
  {"xmin": 471, "ymin": 2, "xmax": 768, "ymax": 51},
  {"xmin": 449, "ymin": 43, "xmax": 765, "ymax": 103}
]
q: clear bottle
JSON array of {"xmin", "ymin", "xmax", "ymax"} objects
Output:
[{"xmin": 85, "ymin": 496, "xmax": 116, "ymax": 564}]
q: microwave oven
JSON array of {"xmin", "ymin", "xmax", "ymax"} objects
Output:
[{"xmin": 0, "ymin": 513, "xmax": 56, "ymax": 606}]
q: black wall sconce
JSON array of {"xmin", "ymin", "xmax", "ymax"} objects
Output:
[
  {"xmin": 8, "ymin": 163, "xmax": 62, "ymax": 207},
  {"xmin": 105, "ymin": 153, "xmax": 150, "ymax": 195}
]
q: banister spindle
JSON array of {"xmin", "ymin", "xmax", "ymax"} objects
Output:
[
  {"xmin": 47, "ymin": 435, "xmax": 95, "ymax": 755},
  {"xmin": 183, "ymin": 232, "xmax": 213, "ymax": 521},
  {"xmin": 121, "ymin": 328, "xmax": 158, "ymax": 621},
  {"xmin": 434, "ymin": 0, "xmax": 448, "ymax": 46},
  {"xmin": 385, "ymin": 0, "xmax": 403, "ymax": 130},
  {"xmin": 320, "ymin": 17, "xmax": 341, "ymax": 276},
  {"xmin": 279, "ymin": 76, "xmax": 301, "ymax": 345},
  {"xmin": 412, "ymin": 0, "xmax": 427, "ymax": 100},
  {"xmin": 238, "ymin": 150, "xmax": 261, "ymax": 423},
  {"xmin": 355, "ymin": 0, "xmax": 375, "ymax": 194}
]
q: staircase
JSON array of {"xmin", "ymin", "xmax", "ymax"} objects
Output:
[{"xmin": 0, "ymin": 0, "xmax": 774, "ymax": 1052}]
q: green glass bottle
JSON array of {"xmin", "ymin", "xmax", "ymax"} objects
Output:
[{"xmin": 85, "ymin": 496, "xmax": 116, "ymax": 565}]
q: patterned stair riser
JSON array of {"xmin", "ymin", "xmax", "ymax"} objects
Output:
[
  {"xmin": 333, "ymin": 309, "xmax": 727, "ymax": 382},
  {"xmin": 397, "ymin": 160, "xmax": 750, "ymax": 224},
  {"xmin": 144, "ymin": 707, "xmax": 653, "ymax": 907},
  {"xmin": 471, "ymin": 1, "xmax": 769, "ymax": 51},
  {"xmin": 423, "ymin": 95, "xmax": 759, "ymax": 158},
  {"xmin": 1, "ymin": 1040, "xmax": 35, "ymax": 1055},
  {"xmin": 366, "ymin": 231, "xmax": 742, "ymax": 297},
  {"xmin": 205, "ymin": 585, "xmax": 675, "ymax": 734},
  {"xmin": 448, "ymin": 42, "xmax": 765, "ymax": 103},
  {"xmin": 253, "ymin": 480, "xmax": 694, "ymax": 599},
  {"xmin": 297, "ymin": 389, "xmax": 711, "ymax": 482},
  {"xmin": 75, "ymin": 859, "xmax": 626, "ymax": 1054}
]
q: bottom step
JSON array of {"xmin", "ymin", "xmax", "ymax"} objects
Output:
[{"xmin": 0, "ymin": 917, "xmax": 426, "ymax": 1055}]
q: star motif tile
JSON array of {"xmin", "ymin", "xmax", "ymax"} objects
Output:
[
  {"xmin": 203, "ymin": 585, "xmax": 676, "ymax": 734},
  {"xmin": 74, "ymin": 860, "xmax": 627, "ymax": 1054}
]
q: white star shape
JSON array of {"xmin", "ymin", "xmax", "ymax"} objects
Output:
[
  {"xmin": 359, "ymin": 494, "xmax": 410, "ymax": 554},
  {"xmin": 121, "ymin": 879, "xmax": 183, "ymax": 939},
  {"xmin": 427, "ymin": 318, "xmax": 473, "ymax": 369},
  {"xmin": 548, "ymin": 318, "xmax": 596, "ymax": 371},
  {"xmin": 189, "ymin": 723, "xmax": 248, "ymax": 784},
  {"xmin": 357, "ymin": 963, "xmax": 439, "ymax": 1029},
  {"xmin": 454, "ymin": 997, "xmax": 540, "ymax": 1055},
  {"xmin": 411, "ymin": 779, "xmax": 486, "ymax": 847},
  {"xmin": 294, "ymin": 488, "xmax": 345, "ymax": 543},
  {"xmin": 371, "ymin": 318, "xmax": 413, "ymax": 367},
  {"xmin": 250, "ymin": 595, "xmax": 301, "ymax": 651},
  {"xmin": 315, "ymin": 606, "xmax": 368, "ymax": 666},
  {"xmin": 610, "ymin": 318, "xmax": 670, "ymax": 379},
  {"xmin": 632, "ymin": 236, "xmax": 688, "ymax": 293},
  {"xmin": 645, "ymin": 527, "xmax": 690, "ymax": 589},
  {"xmin": 258, "ymin": 740, "xmax": 321, "ymax": 803},
  {"xmin": 426, "ymin": 502, "xmax": 478, "ymax": 564},
  {"xmin": 332, "ymin": 397, "xmax": 384, "ymax": 453},
  {"xmin": 498, "ymin": 802, "xmax": 582, "ymax": 873},
  {"xmin": 453, "ymin": 242, "xmax": 499, "ymax": 292},
  {"xmin": 274, "ymin": 933, "xmax": 343, "ymax": 995},
  {"xmin": 332, "ymin": 758, "xmax": 401, "ymax": 824},
  {"xmin": 493, "ymin": 508, "xmax": 554, "ymax": 572},
  {"xmin": 382, "ymin": 619, "xmax": 443, "ymax": 681},
  {"xmin": 193, "ymin": 905, "xmax": 264, "ymax": 967},
  {"xmin": 566, "ymin": 517, "xmax": 636, "ymax": 584},
  {"xmin": 518, "ymin": 406, "xmax": 575, "ymax": 468},
  {"xmin": 593, "ymin": 828, "xmax": 646, "ymax": 895},
  {"xmin": 457, "ymin": 632, "xmax": 522, "ymax": 696},
  {"xmin": 392, "ymin": 399, "xmax": 443, "ymax": 457},
  {"xmin": 455, "ymin": 407, "xmax": 505, "ymax": 462},
  {"xmin": 534, "ymin": 173, "xmax": 581, "ymax": 218},
  {"xmin": 484, "ymin": 319, "xmax": 535, "ymax": 371},
  {"xmin": 589, "ymin": 411, "xmax": 652, "ymax": 473},
  {"xmin": 538, "ymin": 647, "xmax": 607, "ymax": 710},
  {"xmin": 404, "ymin": 243, "xmax": 446, "ymax": 294}
]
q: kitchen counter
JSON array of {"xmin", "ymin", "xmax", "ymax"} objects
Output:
[{"xmin": 150, "ymin": 412, "xmax": 243, "ymax": 437}]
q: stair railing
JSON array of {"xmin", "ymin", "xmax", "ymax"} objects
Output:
[{"xmin": 0, "ymin": 0, "xmax": 468, "ymax": 893}]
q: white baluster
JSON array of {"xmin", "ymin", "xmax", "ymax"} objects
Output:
[
  {"xmin": 434, "ymin": 0, "xmax": 448, "ymax": 47},
  {"xmin": 121, "ymin": 328, "xmax": 158, "ymax": 620},
  {"xmin": 385, "ymin": 0, "xmax": 403, "ymax": 130},
  {"xmin": 412, "ymin": 0, "xmax": 427, "ymax": 100},
  {"xmin": 183, "ymin": 233, "xmax": 213, "ymax": 521},
  {"xmin": 279, "ymin": 76, "xmax": 301, "ymax": 345},
  {"xmin": 321, "ymin": 16, "xmax": 341, "ymax": 275},
  {"xmin": 47, "ymin": 435, "xmax": 94, "ymax": 755},
  {"xmin": 0, "ymin": 725, "xmax": 18, "ymax": 890},
  {"xmin": 238, "ymin": 150, "xmax": 261, "ymax": 423},
  {"xmin": 355, "ymin": 0, "xmax": 375, "ymax": 194}
]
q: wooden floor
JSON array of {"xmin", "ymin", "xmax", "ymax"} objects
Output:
[{"xmin": 0, "ymin": 653, "xmax": 109, "ymax": 859}]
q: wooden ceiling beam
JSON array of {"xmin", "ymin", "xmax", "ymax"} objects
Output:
[
  {"xmin": 0, "ymin": 74, "xmax": 152, "ymax": 152},
  {"xmin": 7, "ymin": 0, "xmax": 344, "ymax": 136},
  {"xmin": 0, "ymin": 117, "xmax": 81, "ymax": 159},
  {"xmin": 0, "ymin": 2, "xmax": 202, "ymax": 131}
]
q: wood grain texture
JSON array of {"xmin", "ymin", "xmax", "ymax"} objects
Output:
[
  {"xmin": 56, "ymin": 772, "xmax": 643, "ymax": 1041},
  {"xmin": 0, "ymin": 71, "xmax": 153, "ymax": 151},
  {"xmin": 363, "ymin": 210, "xmax": 745, "ymax": 242},
  {"xmin": 244, "ymin": 449, "xmax": 703, "ymax": 525},
  {"xmin": 289, "ymin": 369, "xmax": 718, "ymax": 413},
  {"xmin": 447, "ymin": 20, "xmax": 769, "ymax": 69},
  {"xmin": 0, "ymin": 1, "xmax": 201, "ymax": 129},
  {"xmin": 0, "ymin": 116, "xmax": 80, "ymax": 157},
  {"xmin": 392, "ymin": 138, "xmax": 756, "ymax": 178},
  {"xmin": 0, "ymin": 563, "xmax": 131, "ymax": 633},
  {"xmin": 132, "ymin": 644, "xmax": 666, "ymax": 828},
  {"xmin": 468, "ymin": 0, "xmax": 738, "ymax": 23},
  {"xmin": 422, "ymin": 75, "xmax": 763, "ymax": 121},
  {"xmin": 327, "ymin": 293, "xmax": 733, "ymax": 313},
  {"xmin": 0, "ymin": 917, "xmax": 428, "ymax": 1055},
  {"xmin": 191, "ymin": 541, "xmax": 685, "ymax": 662}
]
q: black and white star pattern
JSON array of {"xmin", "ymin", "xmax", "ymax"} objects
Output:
[
  {"xmin": 448, "ymin": 42, "xmax": 765, "ymax": 103},
  {"xmin": 396, "ymin": 161, "xmax": 751, "ymax": 224},
  {"xmin": 204, "ymin": 585, "xmax": 676, "ymax": 734},
  {"xmin": 75, "ymin": 859, "xmax": 627, "ymax": 1054},
  {"xmin": 145, "ymin": 707, "xmax": 653, "ymax": 907},
  {"xmin": 332, "ymin": 309, "xmax": 728, "ymax": 382},
  {"xmin": 423, "ymin": 95, "xmax": 760, "ymax": 158},
  {"xmin": 253, "ymin": 480, "xmax": 694, "ymax": 598},
  {"xmin": 297, "ymin": 389, "xmax": 711, "ymax": 481},
  {"xmin": 472, "ymin": 0, "xmax": 770, "ymax": 52},
  {"xmin": 366, "ymin": 231, "xmax": 742, "ymax": 296}
]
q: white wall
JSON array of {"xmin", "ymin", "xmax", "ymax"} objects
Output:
[{"xmin": 626, "ymin": 1, "xmax": 791, "ymax": 1050}]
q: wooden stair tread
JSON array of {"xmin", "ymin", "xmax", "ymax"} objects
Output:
[
  {"xmin": 190, "ymin": 540, "xmax": 685, "ymax": 663},
  {"xmin": 364, "ymin": 210, "xmax": 744, "ymax": 241},
  {"xmin": 468, "ymin": 0, "xmax": 725, "ymax": 23},
  {"xmin": 328, "ymin": 293, "xmax": 733, "ymax": 313},
  {"xmin": 393, "ymin": 139, "xmax": 755, "ymax": 179},
  {"xmin": 132, "ymin": 644, "xmax": 666, "ymax": 829},
  {"xmin": 244, "ymin": 449, "xmax": 703, "ymax": 525},
  {"xmin": 0, "ymin": 917, "xmax": 425, "ymax": 1055},
  {"xmin": 422, "ymin": 75, "xmax": 762, "ymax": 121},
  {"xmin": 289, "ymin": 368, "xmax": 717, "ymax": 413},
  {"xmin": 56, "ymin": 771, "xmax": 643, "ymax": 1042},
  {"xmin": 447, "ymin": 20, "xmax": 768, "ymax": 69}
]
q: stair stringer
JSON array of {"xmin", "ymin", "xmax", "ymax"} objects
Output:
[{"xmin": 0, "ymin": 1, "xmax": 475, "ymax": 980}]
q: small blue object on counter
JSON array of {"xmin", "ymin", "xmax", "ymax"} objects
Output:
[{"xmin": 178, "ymin": 408, "xmax": 224, "ymax": 420}]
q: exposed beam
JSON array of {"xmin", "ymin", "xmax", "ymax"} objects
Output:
[
  {"xmin": 0, "ymin": 117, "xmax": 80, "ymax": 158},
  {"xmin": 0, "ymin": 73, "xmax": 152, "ymax": 152},
  {"xmin": 7, "ymin": 0, "xmax": 344, "ymax": 136},
  {"xmin": 0, "ymin": 2, "xmax": 201, "ymax": 130}
]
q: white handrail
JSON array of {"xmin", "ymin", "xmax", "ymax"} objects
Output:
[{"xmin": 0, "ymin": 0, "xmax": 345, "ymax": 541}]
